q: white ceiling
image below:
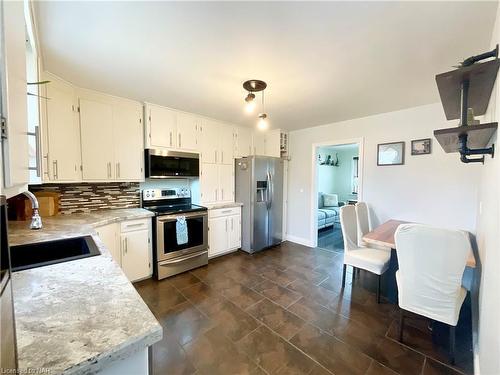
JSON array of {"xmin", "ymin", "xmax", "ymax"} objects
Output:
[{"xmin": 35, "ymin": 1, "xmax": 498, "ymax": 131}]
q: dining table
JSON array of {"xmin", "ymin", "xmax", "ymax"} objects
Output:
[{"xmin": 362, "ymin": 219, "xmax": 476, "ymax": 303}]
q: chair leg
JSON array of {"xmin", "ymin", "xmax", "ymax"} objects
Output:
[
  {"xmin": 341, "ymin": 264, "xmax": 347, "ymax": 289},
  {"xmin": 449, "ymin": 325, "xmax": 456, "ymax": 366},
  {"xmin": 376, "ymin": 274, "xmax": 381, "ymax": 304},
  {"xmin": 398, "ymin": 309, "xmax": 405, "ymax": 342}
]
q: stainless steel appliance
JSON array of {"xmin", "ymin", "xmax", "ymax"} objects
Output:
[
  {"xmin": 1, "ymin": 196, "xmax": 18, "ymax": 371},
  {"xmin": 235, "ymin": 156, "xmax": 284, "ymax": 253},
  {"xmin": 142, "ymin": 188, "xmax": 208, "ymax": 279},
  {"xmin": 145, "ymin": 149, "xmax": 199, "ymax": 178}
]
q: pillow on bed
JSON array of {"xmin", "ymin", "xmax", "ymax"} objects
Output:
[{"xmin": 323, "ymin": 193, "xmax": 339, "ymax": 207}]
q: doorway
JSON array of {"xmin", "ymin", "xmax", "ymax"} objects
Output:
[{"xmin": 311, "ymin": 139, "xmax": 363, "ymax": 250}]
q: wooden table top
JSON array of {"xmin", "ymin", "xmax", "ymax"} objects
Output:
[{"xmin": 363, "ymin": 219, "xmax": 476, "ymax": 268}]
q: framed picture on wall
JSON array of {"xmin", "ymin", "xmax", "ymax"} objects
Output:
[
  {"xmin": 411, "ymin": 138, "xmax": 432, "ymax": 155},
  {"xmin": 377, "ymin": 141, "xmax": 405, "ymax": 166}
]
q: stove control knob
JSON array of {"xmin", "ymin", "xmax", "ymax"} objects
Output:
[{"xmin": 151, "ymin": 191, "xmax": 156, "ymax": 197}]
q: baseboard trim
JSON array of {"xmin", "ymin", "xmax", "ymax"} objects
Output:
[{"xmin": 285, "ymin": 234, "xmax": 314, "ymax": 248}]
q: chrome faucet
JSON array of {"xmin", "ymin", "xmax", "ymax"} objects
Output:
[{"xmin": 22, "ymin": 191, "xmax": 42, "ymax": 230}]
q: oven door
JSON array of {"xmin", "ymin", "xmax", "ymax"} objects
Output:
[{"xmin": 156, "ymin": 211, "xmax": 208, "ymax": 262}]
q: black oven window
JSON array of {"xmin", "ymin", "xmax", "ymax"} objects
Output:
[{"xmin": 162, "ymin": 216, "xmax": 204, "ymax": 253}]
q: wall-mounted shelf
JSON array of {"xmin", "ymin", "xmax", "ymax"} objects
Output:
[
  {"xmin": 434, "ymin": 122, "xmax": 498, "ymax": 153},
  {"xmin": 436, "ymin": 59, "xmax": 500, "ymax": 120}
]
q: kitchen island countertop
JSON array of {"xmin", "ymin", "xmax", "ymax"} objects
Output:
[{"xmin": 8, "ymin": 208, "xmax": 162, "ymax": 375}]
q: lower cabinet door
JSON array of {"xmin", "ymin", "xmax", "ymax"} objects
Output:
[
  {"xmin": 208, "ymin": 216, "xmax": 228, "ymax": 258},
  {"xmin": 95, "ymin": 224, "xmax": 120, "ymax": 264},
  {"xmin": 121, "ymin": 230, "xmax": 151, "ymax": 282},
  {"xmin": 228, "ymin": 214, "xmax": 241, "ymax": 249}
]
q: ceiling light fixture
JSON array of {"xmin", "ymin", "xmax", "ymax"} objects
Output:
[{"xmin": 243, "ymin": 79, "xmax": 269, "ymax": 130}]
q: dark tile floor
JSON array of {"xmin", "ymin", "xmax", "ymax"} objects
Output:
[
  {"xmin": 135, "ymin": 241, "xmax": 473, "ymax": 375},
  {"xmin": 317, "ymin": 227, "xmax": 344, "ymax": 253}
]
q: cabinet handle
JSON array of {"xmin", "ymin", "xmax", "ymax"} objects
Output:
[
  {"xmin": 225, "ymin": 218, "xmax": 228, "ymax": 232},
  {"xmin": 52, "ymin": 160, "xmax": 58, "ymax": 180},
  {"xmin": 221, "ymin": 188, "xmax": 224, "ymax": 201},
  {"xmin": 178, "ymin": 133, "xmax": 181, "ymax": 148},
  {"xmin": 215, "ymin": 189, "xmax": 218, "ymax": 201},
  {"xmin": 125, "ymin": 238, "xmax": 128, "ymax": 254},
  {"xmin": 231, "ymin": 217, "xmax": 234, "ymax": 231},
  {"xmin": 34, "ymin": 126, "xmax": 41, "ymax": 177},
  {"xmin": 215, "ymin": 150, "xmax": 217, "ymax": 163},
  {"xmin": 170, "ymin": 132, "xmax": 173, "ymax": 147},
  {"xmin": 117, "ymin": 162, "xmax": 120, "ymax": 178},
  {"xmin": 221, "ymin": 151, "xmax": 224, "ymax": 162},
  {"xmin": 107, "ymin": 162, "xmax": 112, "ymax": 178}
]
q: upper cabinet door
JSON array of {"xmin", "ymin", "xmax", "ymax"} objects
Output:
[
  {"xmin": 218, "ymin": 164, "xmax": 234, "ymax": 202},
  {"xmin": 45, "ymin": 76, "xmax": 81, "ymax": 182},
  {"xmin": 265, "ymin": 129, "xmax": 281, "ymax": 158},
  {"xmin": 235, "ymin": 127, "xmax": 252, "ymax": 158},
  {"xmin": 199, "ymin": 119, "xmax": 219, "ymax": 164},
  {"xmin": 176, "ymin": 112, "xmax": 199, "ymax": 151},
  {"xmin": 253, "ymin": 133, "xmax": 266, "ymax": 156},
  {"xmin": 79, "ymin": 98, "xmax": 114, "ymax": 180},
  {"xmin": 219, "ymin": 124, "xmax": 234, "ymax": 165},
  {"xmin": 147, "ymin": 104, "xmax": 177, "ymax": 149},
  {"xmin": 1, "ymin": 0, "xmax": 28, "ymax": 195},
  {"xmin": 200, "ymin": 162, "xmax": 219, "ymax": 203},
  {"xmin": 113, "ymin": 100, "xmax": 143, "ymax": 181}
]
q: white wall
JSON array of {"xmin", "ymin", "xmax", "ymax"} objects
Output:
[
  {"xmin": 475, "ymin": 4, "xmax": 500, "ymax": 374},
  {"xmin": 286, "ymin": 103, "xmax": 481, "ymax": 245}
]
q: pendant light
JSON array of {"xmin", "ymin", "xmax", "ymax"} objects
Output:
[{"xmin": 243, "ymin": 79, "xmax": 269, "ymax": 130}]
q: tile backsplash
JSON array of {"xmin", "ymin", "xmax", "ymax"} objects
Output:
[{"xmin": 30, "ymin": 183, "xmax": 140, "ymax": 215}]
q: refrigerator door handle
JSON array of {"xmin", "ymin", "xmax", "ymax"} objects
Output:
[{"xmin": 267, "ymin": 171, "xmax": 273, "ymax": 209}]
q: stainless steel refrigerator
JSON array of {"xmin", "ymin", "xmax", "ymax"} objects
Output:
[{"xmin": 235, "ymin": 156, "xmax": 284, "ymax": 253}]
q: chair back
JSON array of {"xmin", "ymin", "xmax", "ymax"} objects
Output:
[
  {"xmin": 340, "ymin": 205, "xmax": 359, "ymax": 252},
  {"xmin": 355, "ymin": 202, "xmax": 371, "ymax": 245},
  {"xmin": 395, "ymin": 224, "xmax": 471, "ymax": 322}
]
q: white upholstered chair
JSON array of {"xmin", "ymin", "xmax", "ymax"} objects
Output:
[
  {"xmin": 340, "ymin": 205, "xmax": 390, "ymax": 303},
  {"xmin": 394, "ymin": 224, "xmax": 471, "ymax": 364},
  {"xmin": 355, "ymin": 202, "xmax": 390, "ymax": 251}
]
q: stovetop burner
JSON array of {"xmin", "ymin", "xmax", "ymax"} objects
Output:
[
  {"xmin": 145, "ymin": 203, "xmax": 207, "ymax": 216},
  {"xmin": 141, "ymin": 188, "xmax": 207, "ymax": 216}
]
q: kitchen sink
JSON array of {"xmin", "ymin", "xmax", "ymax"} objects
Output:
[{"xmin": 10, "ymin": 236, "xmax": 101, "ymax": 272}]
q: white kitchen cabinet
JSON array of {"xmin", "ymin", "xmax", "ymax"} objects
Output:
[
  {"xmin": 121, "ymin": 229, "xmax": 151, "ymax": 282},
  {"xmin": 176, "ymin": 112, "xmax": 199, "ymax": 151},
  {"xmin": 201, "ymin": 163, "xmax": 234, "ymax": 204},
  {"xmin": 218, "ymin": 164, "xmax": 234, "ymax": 202},
  {"xmin": 199, "ymin": 119, "xmax": 219, "ymax": 163},
  {"xmin": 79, "ymin": 98, "xmax": 114, "ymax": 180},
  {"xmin": 113, "ymin": 101, "xmax": 143, "ymax": 181},
  {"xmin": 95, "ymin": 223, "xmax": 120, "ymax": 263},
  {"xmin": 228, "ymin": 214, "xmax": 241, "ymax": 249},
  {"xmin": 208, "ymin": 216, "xmax": 228, "ymax": 258},
  {"xmin": 234, "ymin": 126, "xmax": 252, "ymax": 158},
  {"xmin": 219, "ymin": 124, "xmax": 234, "ymax": 164},
  {"xmin": 208, "ymin": 207, "xmax": 241, "ymax": 258},
  {"xmin": 145, "ymin": 103, "xmax": 177, "ymax": 149},
  {"xmin": 96, "ymin": 218, "xmax": 152, "ymax": 282},
  {"xmin": 43, "ymin": 74, "xmax": 81, "ymax": 182},
  {"xmin": 200, "ymin": 162, "xmax": 219, "ymax": 203},
  {"xmin": 253, "ymin": 132, "xmax": 266, "ymax": 156},
  {"xmin": 1, "ymin": 0, "xmax": 28, "ymax": 197}
]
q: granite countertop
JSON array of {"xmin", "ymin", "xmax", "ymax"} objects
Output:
[
  {"xmin": 8, "ymin": 208, "xmax": 162, "ymax": 374},
  {"xmin": 204, "ymin": 202, "xmax": 244, "ymax": 210}
]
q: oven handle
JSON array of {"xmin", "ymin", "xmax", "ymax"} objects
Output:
[
  {"xmin": 157, "ymin": 211, "xmax": 207, "ymax": 222},
  {"xmin": 159, "ymin": 250, "xmax": 208, "ymax": 265}
]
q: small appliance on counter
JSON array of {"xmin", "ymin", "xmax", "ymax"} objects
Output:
[
  {"xmin": 235, "ymin": 156, "xmax": 284, "ymax": 253},
  {"xmin": 141, "ymin": 188, "xmax": 208, "ymax": 279}
]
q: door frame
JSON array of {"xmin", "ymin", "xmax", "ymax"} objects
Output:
[{"xmin": 310, "ymin": 137, "xmax": 364, "ymax": 247}]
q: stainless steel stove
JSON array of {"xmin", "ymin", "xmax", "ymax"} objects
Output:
[{"xmin": 142, "ymin": 188, "xmax": 208, "ymax": 280}]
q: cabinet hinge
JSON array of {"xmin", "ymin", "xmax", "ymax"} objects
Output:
[{"xmin": 1, "ymin": 116, "xmax": 7, "ymax": 140}]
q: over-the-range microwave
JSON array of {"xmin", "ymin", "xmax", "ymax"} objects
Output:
[{"xmin": 144, "ymin": 149, "xmax": 200, "ymax": 178}]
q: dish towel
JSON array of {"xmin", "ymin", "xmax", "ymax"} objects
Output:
[{"xmin": 176, "ymin": 216, "xmax": 188, "ymax": 245}]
